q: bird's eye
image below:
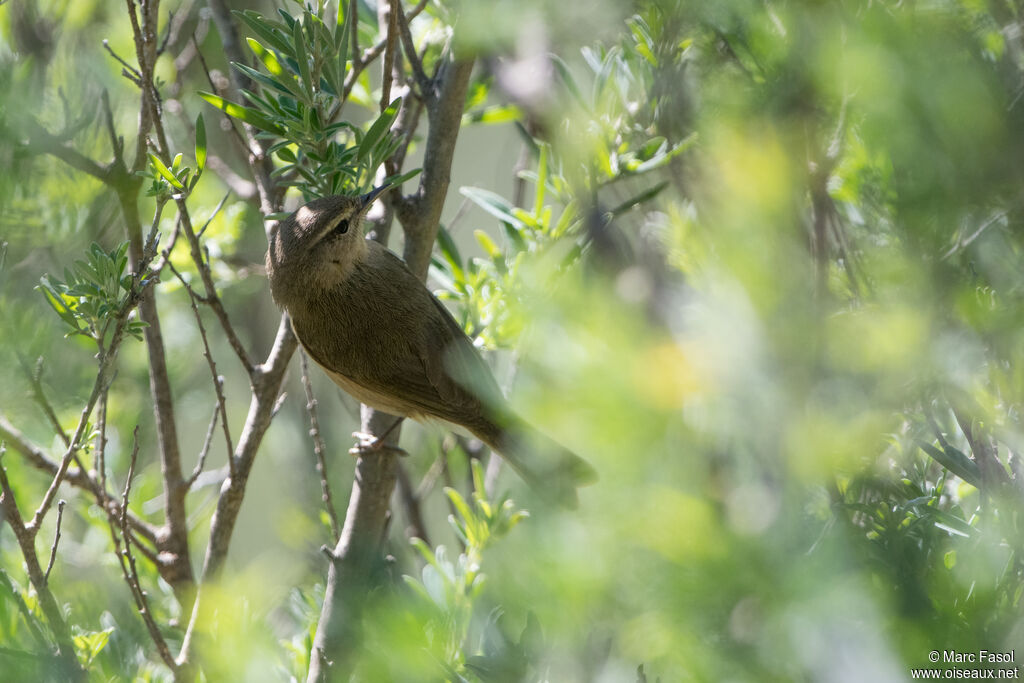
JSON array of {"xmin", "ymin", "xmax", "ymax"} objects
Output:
[{"xmin": 331, "ymin": 218, "xmax": 350, "ymax": 236}]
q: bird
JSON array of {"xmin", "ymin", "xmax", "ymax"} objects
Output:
[{"xmin": 265, "ymin": 188, "xmax": 597, "ymax": 507}]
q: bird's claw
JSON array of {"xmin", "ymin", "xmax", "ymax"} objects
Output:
[{"xmin": 349, "ymin": 431, "xmax": 408, "ymax": 458}]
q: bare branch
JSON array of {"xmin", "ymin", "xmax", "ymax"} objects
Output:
[
  {"xmin": 20, "ymin": 357, "xmax": 70, "ymax": 447},
  {"xmin": 173, "ymin": 203, "xmax": 256, "ymax": 374},
  {"xmin": 108, "ymin": 428, "xmax": 180, "ymax": 674},
  {"xmin": 187, "ymin": 405, "xmax": 219, "ymax": 489},
  {"xmin": 380, "ymin": 0, "xmax": 398, "ymax": 111},
  {"xmin": 102, "ymin": 38, "xmax": 143, "ymax": 84},
  {"xmin": 0, "ymin": 414, "xmax": 159, "ymax": 548},
  {"xmin": 43, "ymin": 500, "xmax": 67, "ymax": 584},
  {"xmin": 188, "ymin": 316, "xmax": 297, "ymax": 589},
  {"xmin": 395, "ymin": 0, "xmax": 430, "ymax": 96},
  {"xmin": 395, "ymin": 462, "xmax": 429, "ymax": 544},
  {"xmin": 167, "ymin": 260, "xmax": 237, "ymax": 475},
  {"xmin": 300, "ymin": 351, "xmax": 341, "ymax": 542},
  {"xmin": 178, "ymin": 315, "xmax": 299, "ymax": 670},
  {"xmin": 23, "ymin": 118, "xmax": 113, "ymax": 182},
  {"xmin": 0, "ymin": 447, "xmax": 82, "ymax": 677},
  {"xmin": 349, "ymin": 0, "xmax": 361, "ymax": 66}
]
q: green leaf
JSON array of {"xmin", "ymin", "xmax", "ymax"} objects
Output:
[
  {"xmin": 551, "ymin": 54, "xmax": 588, "ymax": 110},
  {"xmin": 149, "ymin": 153, "xmax": 184, "ymax": 190},
  {"xmin": 194, "ymin": 113, "xmax": 207, "ymax": 173},
  {"xmin": 473, "ymin": 231, "xmax": 501, "ymax": 260},
  {"xmin": 358, "ymin": 97, "xmax": 401, "ymax": 162},
  {"xmin": 918, "ymin": 441, "xmax": 980, "ymax": 487},
  {"xmin": 37, "ymin": 278, "xmax": 80, "ymax": 331},
  {"xmin": 460, "ymin": 187, "xmax": 526, "ymax": 229},
  {"xmin": 198, "ymin": 91, "xmax": 286, "ymax": 136},
  {"xmin": 436, "ymin": 225, "xmax": 465, "ymax": 284},
  {"xmin": 631, "ymin": 132, "xmax": 698, "ymax": 174},
  {"xmin": 609, "ymin": 181, "xmax": 668, "ymax": 216},
  {"xmin": 73, "ymin": 627, "xmax": 114, "ymax": 666},
  {"xmin": 462, "ymin": 104, "xmax": 522, "ymax": 125},
  {"xmin": 292, "ymin": 19, "xmax": 313, "ymax": 100},
  {"xmin": 234, "ymin": 10, "xmax": 294, "ymax": 57},
  {"xmin": 246, "ymin": 38, "xmax": 286, "ymax": 78},
  {"xmin": 277, "ymin": 7, "xmax": 297, "ymax": 29},
  {"xmin": 475, "ymin": 230, "xmax": 506, "ymax": 275},
  {"xmin": 944, "ymin": 550, "xmax": 957, "ymax": 569},
  {"xmin": 233, "ymin": 62, "xmax": 302, "ymax": 98}
]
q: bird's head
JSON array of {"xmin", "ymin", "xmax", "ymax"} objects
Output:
[{"xmin": 266, "ymin": 187, "xmax": 390, "ymax": 307}]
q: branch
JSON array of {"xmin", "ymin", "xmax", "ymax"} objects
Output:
[
  {"xmin": 43, "ymin": 500, "xmax": 66, "ymax": 584},
  {"xmin": 20, "ymin": 357, "xmax": 70, "ymax": 447},
  {"xmin": 307, "ymin": 43, "xmax": 475, "ymax": 683},
  {"xmin": 121, "ymin": 0, "xmax": 198, "ymax": 595},
  {"xmin": 204, "ymin": 0, "xmax": 283, "ymax": 218},
  {"xmin": 27, "ymin": 267, "xmax": 155, "ymax": 536},
  {"xmin": 300, "ymin": 351, "xmax": 342, "ymax": 542},
  {"xmin": 0, "ymin": 414, "xmax": 159, "ymax": 550},
  {"xmin": 167, "ymin": 261, "xmax": 237, "ymax": 477},
  {"xmin": 22, "ymin": 118, "xmax": 113, "ymax": 182},
  {"xmin": 379, "ymin": 0, "xmax": 398, "ymax": 111},
  {"xmin": 395, "ymin": 0, "xmax": 430, "ymax": 96},
  {"xmin": 0, "ymin": 448, "xmax": 83, "ymax": 679},
  {"xmin": 108, "ymin": 428, "xmax": 180, "ymax": 675},
  {"xmin": 186, "ymin": 405, "xmax": 219, "ymax": 488},
  {"xmin": 175, "ymin": 198, "xmax": 255, "ymax": 374},
  {"xmin": 177, "ymin": 315, "xmax": 299, "ymax": 671}
]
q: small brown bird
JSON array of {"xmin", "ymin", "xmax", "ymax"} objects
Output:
[{"xmin": 266, "ymin": 189, "xmax": 597, "ymax": 507}]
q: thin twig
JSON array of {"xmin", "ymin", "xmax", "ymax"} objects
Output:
[
  {"xmin": 167, "ymin": 261, "xmax": 237, "ymax": 476},
  {"xmin": 102, "ymin": 39, "xmax": 143, "ymax": 81},
  {"xmin": 395, "ymin": 0, "xmax": 430, "ymax": 95},
  {"xmin": 109, "ymin": 428, "xmax": 180, "ymax": 673},
  {"xmin": 44, "ymin": 500, "xmax": 67, "ymax": 584},
  {"xmin": 23, "ymin": 118, "xmax": 113, "ymax": 182},
  {"xmin": 300, "ymin": 351, "xmax": 341, "ymax": 542},
  {"xmin": 187, "ymin": 405, "xmax": 220, "ymax": 488},
  {"xmin": 20, "ymin": 357, "xmax": 70, "ymax": 447},
  {"xmin": 172, "ymin": 199, "xmax": 255, "ymax": 373},
  {"xmin": 942, "ymin": 210, "xmax": 1008, "ymax": 260},
  {"xmin": 349, "ymin": 0, "xmax": 361, "ymax": 67},
  {"xmin": 0, "ymin": 446, "xmax": 81, "ymax": 674},
  {"xmin": 380, "ymin": 0, "xmax": 398, "ymax": 111},
  {"xmin": 395, "ymin": 462, "xmax": 429, "ymax": 544},
  {"xmin": 0, "ymin": 414, "xmax": 159, "ymax": 548}
]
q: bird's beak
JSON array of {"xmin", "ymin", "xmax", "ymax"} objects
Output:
[{"xmin": 359, "ymin": 184, "xmax": 394, "ymax": 213}]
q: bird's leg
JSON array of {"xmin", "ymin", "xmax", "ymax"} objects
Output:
[{"xmin": 348, "ymin": 417, "xmax": 407, "ymax": 458}]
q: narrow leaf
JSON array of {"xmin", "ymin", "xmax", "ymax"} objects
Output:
[
  {"xmin": 149, "ymin": 153, "xmax": 184, "ymax": 190},
  {"xmin": 436, "ymin": 225, "xmax": 465, "ymax": 283},
  {"xmin": 234, "ymin": 10, "xmax": 294, "ymax": 56},
  {"xmin": 292, "ymin": 20, "xmax": 313, "ymax": 100},
  {"xmin": 359, "ymin": 97, "xmax": 401, "ymax": 161},
  {"xmin": 194, "ymin": 113, "xmax": 207, "ymax": 173},
  {"xmin": 609, "ymin": 181, "xmax": 668, "ymax": 217},
  {"xmin": 460, "ymin": 187, "xmax": 525, "ymax": 229},
  {"xmin": 198, "ymin": 91, "xmax": 286, "ymax": 136}
]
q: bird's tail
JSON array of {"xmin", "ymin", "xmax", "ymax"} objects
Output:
[{"xmin": 472, "ymin": 414, "xmax": 598, "ymax": 509}]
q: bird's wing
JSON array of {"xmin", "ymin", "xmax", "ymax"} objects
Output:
[
  {"xmin": 295, "ymin": 243, "xmax": 499, "ymax": 428},
  {"xmin": 376, "ymin": 245, "xmax": 503, "ymax": 422}
]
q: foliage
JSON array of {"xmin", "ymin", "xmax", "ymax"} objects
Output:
[
  {"xmin": 199, "ymin": 6, "xmax": 419, "ymax": 204},
  {"xmin": 36, "ymin": 241, "xmax": 148, "ymax": 345}
]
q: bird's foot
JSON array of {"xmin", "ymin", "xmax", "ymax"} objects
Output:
[{"xmin": 349, "ymin": 431, "xmax": 408, "ymax": 458}]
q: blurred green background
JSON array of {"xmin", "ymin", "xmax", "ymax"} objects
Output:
[{"xmin": 2, "ymin": 0, "xmax": 1023, "ymax": 680}]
